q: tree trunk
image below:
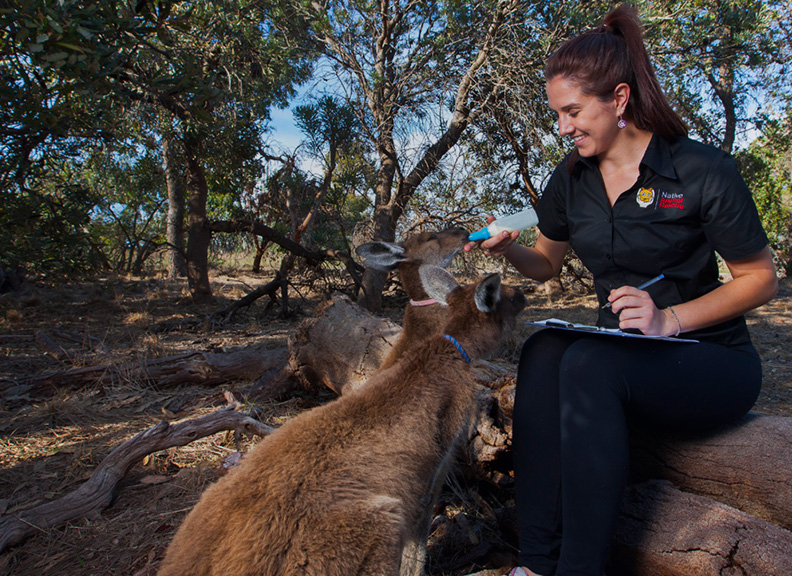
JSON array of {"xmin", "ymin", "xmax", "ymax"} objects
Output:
[
  {"xmin": 358, "ymin": 207, "xmax": 396, "ymax": 313},
  {"xmin": 162, "ymin": 132, "xmax": 187, "ymax": 279},
  {"xmin": 357, "ymin": 130, "xmax": 398, "ymax": 313},
  {"xmin": 338, "ymin": 1, "xmax": 516, "ymax": 312},
  {"xmin": 251, "ymin": 236, "xmax": 269, "ymax": 273},
  {"xmin": 183, "ymin": 133, "xmax": 213, "ymax": 303}
]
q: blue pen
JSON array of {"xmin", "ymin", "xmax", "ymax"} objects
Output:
[{"xmin": 602, "ymin": 274, "xmax": 665, "ymax": 309}]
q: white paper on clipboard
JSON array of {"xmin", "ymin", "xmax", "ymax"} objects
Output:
[{"xmin": 527, "ymin": 318, "xmax": 698, "ymax": 343}]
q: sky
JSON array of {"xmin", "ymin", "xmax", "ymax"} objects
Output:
[{"xmin": 268, "ymin": 106, "xmax": 303, "ymax": 151}]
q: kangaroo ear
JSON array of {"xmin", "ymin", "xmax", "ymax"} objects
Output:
[
  {"xmin": 474, "ymin": 273, "xmax": 502, "ymax": 313},
  {"xmin": 418, "ymin": 265, "xmax": 459, "ymax": 305},
  {"xmin": 355, "ymin": 242, "xmax": 407, "ymax": 271}
]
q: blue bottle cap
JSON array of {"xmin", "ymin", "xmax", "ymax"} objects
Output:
[{"xmin": 468, "ymin": 228, "xmax": 491, "ymax": 242}]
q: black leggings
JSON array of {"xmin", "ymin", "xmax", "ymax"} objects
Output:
[{"xmin": 513, "ymin": 329, "xmax": 761, "ymax": 576}]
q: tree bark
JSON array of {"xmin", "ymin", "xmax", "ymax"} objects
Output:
[
  {"xmin": 629, "ymin": 413, "xmax": 792, "ymax": 531},
  {"xmin": 183, "ymin": 132, "xmax": 213, "ymax": 303},
  {"xmin": 162, "ymin": 132, "xmax": 187, "ymax": 280},
  {"xmin": 610, "ymin": 480, "xmax": 792, "ymax": 576},
  {"xmin": 288, "ymin": 293, "xmax": 401, "ymax": 394}
]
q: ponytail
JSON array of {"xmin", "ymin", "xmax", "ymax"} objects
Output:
[{"xmin": 545, "ymin": 4, "xmax": 687, "ymax": 140}]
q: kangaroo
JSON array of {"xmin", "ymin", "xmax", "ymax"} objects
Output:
[
  {"xmin": 157, "ymin": 266, "xmax": 526, "ymax": 576},
  {"xmin": 355, "ymin": 227, "xmax": 468, "ymax": 371}
]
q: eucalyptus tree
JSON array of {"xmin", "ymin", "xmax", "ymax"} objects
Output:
[
  {"xmin": 161, "ymin": 125, "xmax": 187, "ymax": 279},
  {"xmin": 85, "ymin": 129, "xmax": 168, "ymax": 274},
  {"xmin": 291, "ymin": 0, "xmax": 524, "ymax": 311},
  {"xmin": 736, "ymin": 114, "xmax": 792, "ymax": 273},
  {"xmin": 1, "ymin": 1, "xmax": 143, "ymax": 276},
  {"xmin": 217, "ymin": 95, "xmax": 371, "ymax": 316},
  {"xmin": 2, "ymin": 1, "xmax": 312, "ymax": 299},
  {"xmin": 639, "ymin": 0, "xmax": 790, "ymax": 153},
  {"xmin": 112, "ymin": 1, "xmax": 312, "ymax": 302},
  {"xmin": 270, "ymin": 95, "xmax": 362, "ymax": 313},
  {"xmin": 462, "ymin": 1, "xmax": 615, "ymax": 211}
]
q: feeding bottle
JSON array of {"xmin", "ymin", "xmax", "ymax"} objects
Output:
[{"xmin": 468, "ymin": 207, "xmax": 538, "ymax": 242}]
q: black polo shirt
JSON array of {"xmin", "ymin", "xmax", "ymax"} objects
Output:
[{"xmin": 537, "ymin": 134, "xmax": 768, "ymax": 347}]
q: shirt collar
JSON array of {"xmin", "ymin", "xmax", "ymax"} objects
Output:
[
  {"xmin": 641, "ymin": 133, "xmax": 678, "ymax": 180},
  {"xmin": 570, "ymin": 133, "xmax": 679, "ymax": 181}
]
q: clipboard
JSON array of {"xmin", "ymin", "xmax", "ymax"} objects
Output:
[{"xmin": 527, "ymin": 318, "xmax": 699, "ymax": 343}]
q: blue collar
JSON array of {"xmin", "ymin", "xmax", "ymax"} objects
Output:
[{"xmin": 443, "ymin": 334, "xmax": 471, "ymax": 364}]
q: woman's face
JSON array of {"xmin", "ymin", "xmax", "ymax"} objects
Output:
[{"xmin": 546, "ymin": 75, "xmax": 621, "ymax": 159}]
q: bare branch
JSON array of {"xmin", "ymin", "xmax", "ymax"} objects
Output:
[{"xmin": 0, "ymin": 402, "xmax": 273, "ymax": 553}]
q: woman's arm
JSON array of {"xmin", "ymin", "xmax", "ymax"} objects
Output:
[
  {"xmin": 612, "ymin": 246, "xmax": 779, "ymax": 336},
  {"xmin": 465, "ymin": 229, "xmax": 570, "ymax": 283}
]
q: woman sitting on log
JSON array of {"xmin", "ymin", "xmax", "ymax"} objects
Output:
[{"xmin": 466, "ymin": 4, "xmax": 778, "ymax": 576}]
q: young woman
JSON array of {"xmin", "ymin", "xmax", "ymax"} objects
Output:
[{"xmin": 466, "ymin": 4, "xmax": 778, "ymax": 575}]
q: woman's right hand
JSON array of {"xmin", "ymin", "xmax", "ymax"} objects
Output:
[
  {"xmin": 464, "ymin": 216, "xmax": 520, "ymax": 257},
  {"xmin": 468, "ymin": 229, "xmax": 520, "ymax": 257}
]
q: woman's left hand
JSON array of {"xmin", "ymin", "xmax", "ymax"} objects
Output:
[{"xmin": 607, "ymin": 287, "xmax": 677, "ymax": 336}]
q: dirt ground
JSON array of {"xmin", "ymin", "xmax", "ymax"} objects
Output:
[{"xmin": 0, "ymin": 269, "xmax": 790, "ymax": 576}]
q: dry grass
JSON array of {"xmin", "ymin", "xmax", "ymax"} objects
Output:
[{"xmin": 0, "ymin": 268, "xmax": 790, "ymax": 576}]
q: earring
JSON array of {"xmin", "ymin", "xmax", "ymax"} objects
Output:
[{"xmin": 617, "ymin": 115, "xmax": 627, "ymax": 129}]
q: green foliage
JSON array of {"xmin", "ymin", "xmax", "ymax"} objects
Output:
[
  {"xmin": 1, "ymin": 0, "xmax": 314, "ymax": 277},
  {"xmin": 0, "ymin": 166, "xmax": 102, "ymax": 277},
  {"xmin": 86, "ymin": 132, "xmax": 168, "ymax": 273},
  {"xmin": 1, "ymin": 1, "xmax": 152, "ymax": 186},
  {"xmin": 256, "ymin": 95, "xmax": 372, "ymax": 252},
  {"xmin": 462, "ymin": 0, "xmax": 613, "ymax": 209},
  {"xmin": 640, "ymin": 0, "xmax": 789, "ymax": 150},
  {"xmin": 2, "ymin": 0, "xmax": 790, "ymax": 282},
  {"xmin": 736, "ymin": 114, "xmax": 792, "ymax": 271}
]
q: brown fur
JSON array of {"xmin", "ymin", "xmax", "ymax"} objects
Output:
[
  {"xmin": 157, "ymin": 272, "xmax": 525, "ymax": 576},
  {"xmin": 356, "ymin": 227, "xmax": 469, "ymax": 371}
]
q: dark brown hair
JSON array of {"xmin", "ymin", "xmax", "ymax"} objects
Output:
[{"xmin": 545, "ymin": 3, "xmax": 687, "ymax": 140}]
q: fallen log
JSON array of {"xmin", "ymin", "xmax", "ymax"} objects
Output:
[
  {"xmin": 287, "ymin": 293, "xmax": 401, "ymax": 394},
  {"xmin": 0, "ymin": 398, "xmax": 273, "ymax": 553},
  {"xmin": 458, "ymin": 479, "xmax": 792, "ymax": 576},
  {"xmin": 610, "ymin": 479, "xmax": 792, "ymax": 576},
  {"xmin": 630, "ymin": 412, "xmax": 792, "ymax": 531},
  {"xmin": 2, "ymin": 342, "xmax": 289, "ymax": 399}
]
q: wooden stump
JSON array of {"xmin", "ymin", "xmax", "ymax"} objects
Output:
[{"xmin": 287, "ymin": 293, "xmax": 401, "ymax": 394}]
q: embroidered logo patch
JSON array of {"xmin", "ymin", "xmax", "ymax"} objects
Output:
[
  {"xmin": 636, "ymin": 187, "xmax": 654, "ymax": 208},
  {"xmin": 658, "ymin": 191, "xmax": 685, "ymax": 209}
]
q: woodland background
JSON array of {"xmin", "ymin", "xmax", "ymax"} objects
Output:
[
  {"xmin": 2, "ymin": 1, "xmax": 792, "ymax": 575},
  {"xmin": 2, "ymin": 0, "xmax": 792, "ymax": 305}
]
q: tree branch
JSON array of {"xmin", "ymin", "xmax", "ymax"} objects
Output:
[{"xmin": 0, "ymin": 399, "xmax": 273, "ymax": 553}]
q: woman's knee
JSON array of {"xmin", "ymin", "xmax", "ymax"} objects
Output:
[
  {"xmin": 558, "ymin": 339, "xmax": 629, "ymax": 404},
  {"xmin": 518, "ymin": 329, "xmax": 574, "ymax": 368}
]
